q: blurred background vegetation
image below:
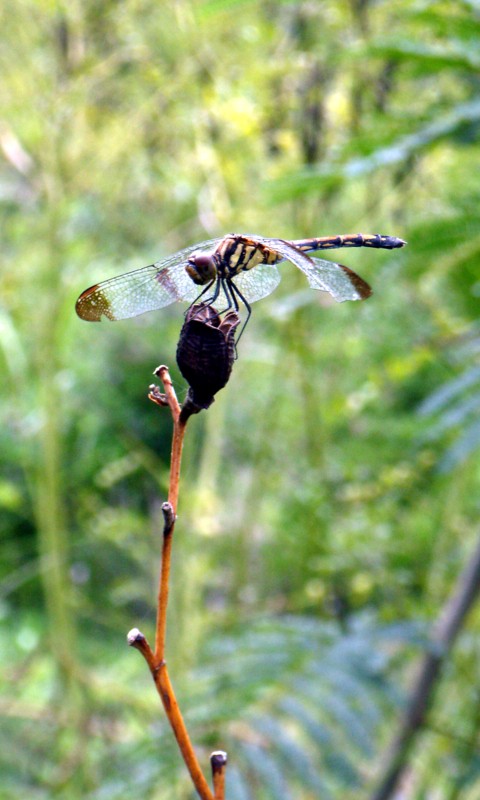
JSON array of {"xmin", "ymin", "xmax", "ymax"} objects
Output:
[{"xmin": 1, "ymin": 1, "xmax": 480, "ymax": 798}]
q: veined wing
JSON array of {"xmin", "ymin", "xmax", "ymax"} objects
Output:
[
  {"xmin": 76, "ymin": 238, "xmax": 223, "ymax": 321},
  {"xmin": 256, "ymin": 237, "xmax": 371, "ymax": 302},
  {"xmin": 230, "ymin": 263, "xmax": 281, "ymax": 304}
]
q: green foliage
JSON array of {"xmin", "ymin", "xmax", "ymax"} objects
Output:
[
  {"xmin": 419, "ymin": 331, "xmax": 480, "ymax": 470},
  {"xmin": 189, "ymin": 616, "xmax": 421, "ymax": 798},
  {"xmin": 1, "ymin": 0, "xmax": 480, "ymax": 798},
  {"xmin": 0, "ymin": 613, "xmax": 421, "ymax": 799}
]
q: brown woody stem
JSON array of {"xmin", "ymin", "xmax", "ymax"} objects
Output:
[
  {"xmin": 131, "ymin": 365, "xmax": 215, "ymax": 800},
  {"xmin": 370, "ymin": 533, "xmax": 480, "ymax": 800},
  {"xmin": 152, "ymin": 366, "xmax": 187, "ymax": 661},
  {"xmin": 128, "ymin": 629, "xmax": 214, "ymax": 800},
  {"xmin": 211, "ymin": 751, "xmax": 228, "ymax": 800}
]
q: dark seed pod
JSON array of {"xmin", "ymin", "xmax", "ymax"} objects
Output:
[{"xmin": 176, "ymin": 303, "xmax": 241, "ymax": 414}]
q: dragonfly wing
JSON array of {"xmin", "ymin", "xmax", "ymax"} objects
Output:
[
  {"xmin": 76, "ymin": 238, "xmax": 222, "ymax": 321},
  {"xmin": 230, "ymin": 264, "xmax": 281, "ymax": 304},
  {"xmin": 305, "ymin": 257, "xmax": 371, "ymax": 301},
  {"xmin": 262, "ymin": 238, "xmax": 371, "ymax": 302}
]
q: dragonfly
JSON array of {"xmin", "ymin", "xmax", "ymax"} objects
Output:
[{"xmin": 75, "ymin": 232, "xmax": 406, "ymax": 324}]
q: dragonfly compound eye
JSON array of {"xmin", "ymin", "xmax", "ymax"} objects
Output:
[{"xmin": 185, "ymin": 252, "xmax": 217, "ymax": 285}]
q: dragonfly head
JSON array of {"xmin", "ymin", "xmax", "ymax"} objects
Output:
[{"xmin": 186, "ymin": 251, "xmax": 217, "ymax": 285}]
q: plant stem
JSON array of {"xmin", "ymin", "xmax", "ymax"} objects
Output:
[
  {"xmin": 131, "ymin": 365, "xmax": 216, "ymax": 800},
  {"xmin": 128, "ymin": 629, "xmax": 215, "ymax": 800},
  {"xmin": 370, "ymin": 533, "xmax": 480, "ymax": 800},
  {"xmin": 211, "ymin": 752, "xmax": 228, "ymax": 800},
  {"xmin": 149, "ymin": 365, "xmax": 187, "ymax": 661}
]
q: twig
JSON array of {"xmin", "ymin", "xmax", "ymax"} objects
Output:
[
  {"xmin": 152, "ymin": 365, "xmax": 181, "ymax": 423},
  {"xmin": 150, "ymin": 365, "xmax": 186, "ymax": 660},
  {"xmin": 130, "ymin": 365, "xmax": 217, "ymax": 800},
  {"xmin": 211, "ymin": 752, "xmax": 228, "ymax": 800},
  {"xmin": 155, "ymin": 501, "xmax": 176, "ymax": 662},
  {"xmin": 370, "ymin": 533, "xmax": 480, "ymax": 800},
  {"xmin": 128, "ymin": 629, "xmax": 214, "ymax": 800}
]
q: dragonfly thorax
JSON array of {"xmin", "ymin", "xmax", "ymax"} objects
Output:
[{"xmin": 186, "ymin": 251, "xmax": 218, "ymax": 286}]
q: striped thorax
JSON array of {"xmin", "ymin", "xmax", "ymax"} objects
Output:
[{"xmin": 186, "ymin": 235, "xmax": 278, "ymax": 286}]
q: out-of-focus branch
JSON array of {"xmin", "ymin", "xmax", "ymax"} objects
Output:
[
  {"xmin": 0, "ymin": 123, "xmax": 34, "ymax": 175},
  {"xmin": 370, "ymin": 534, "xmax": 480, "ymax": 800}
]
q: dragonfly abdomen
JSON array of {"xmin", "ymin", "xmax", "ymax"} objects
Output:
[{"xmin": 293, "ymin": 233, "xmax": 406, "ymax": 252}]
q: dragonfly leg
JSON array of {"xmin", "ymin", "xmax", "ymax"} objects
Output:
[
  {"xmin": 184, "ymin": 279, "xmax": 216, "ymax": 317},
  {"xmin": 206, "ymin": 276, "xmax": 223, "ymax": 308},
  {"xmin": 219, "ymin": 276, "xmax": 237, "ymax": 313},
  {"xmin": 201, "ymin": 275, "xmax": 236, "ymax": 316},
  {"xmin": 228, "ymin": 279, "xmax": 251, "ymax": 345}
]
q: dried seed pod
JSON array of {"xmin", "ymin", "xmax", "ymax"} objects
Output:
[{"xmin": 176, "ymin": 303, "xmax": 240, "ymax": 413}]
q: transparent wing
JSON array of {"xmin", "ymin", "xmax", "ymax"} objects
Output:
[
  {"xmin": 254, "ymin": 237, "xmax": 372, "ymax": 302},
  {"xmin": 230, "ymin": 263, "xmax": 281, "ymax": 304},
  {"xmin": 304, "ymin": 256, "xmax": 372, "ymax": 301},
  {"xmin": 75, "ymin": 238, "xmax": 223, "ymax": 321}
]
